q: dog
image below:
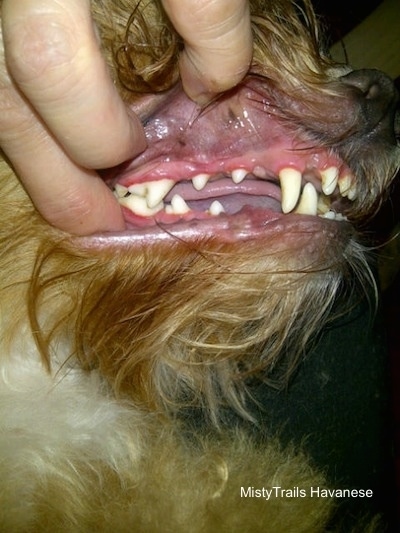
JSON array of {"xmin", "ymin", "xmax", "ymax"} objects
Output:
[{"xmin": 0, "ymin": 0, "xmax": 399, "ymax": 531}]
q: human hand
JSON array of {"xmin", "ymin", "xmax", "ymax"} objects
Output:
[
  {"xmin": 0, "ymin": 0, "xmax": 252, "ymax": 235},
  {"xmin": 162, "ymin": 0, "xmax": 252, "ymax": 103}
]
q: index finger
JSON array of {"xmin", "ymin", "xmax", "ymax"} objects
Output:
[
  {"xmin": 161, "ymin": 0, "xmax": 253, "ymax": 102},
  {"xmin": 2, "ymin": 0, "xmax": 146, "ymax": 169}
]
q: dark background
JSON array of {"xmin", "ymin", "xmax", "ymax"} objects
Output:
[{"xmin": 314, "ymin": 0, "xmax": 400, "ymax": 527}]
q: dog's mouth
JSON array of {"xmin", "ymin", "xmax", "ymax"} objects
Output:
[{"xmin": 101, "ymin": 77, "xmax": 358, "ymax": 242}]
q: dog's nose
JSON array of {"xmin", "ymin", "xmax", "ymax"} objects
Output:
[{"xmin": 340, "ymin": 69, "xmax": 399, "ymax": 144}]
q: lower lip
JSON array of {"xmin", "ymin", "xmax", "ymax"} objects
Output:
[{"xmin": 77, "ymin": 208, "xmax": 336, "ymax": 250}]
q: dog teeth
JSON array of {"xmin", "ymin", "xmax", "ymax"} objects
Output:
[
  {"xmin": 208, "ymin": 200, "xmax": 225, "ymax": 216},
  {"xmin": 321, "ymin": 167, "xmax": 338, "ymax": 195},
  {"xmin": 338, "ymin": 174, "xmax": 357, "ymax": 199},
  {"xmin": 231, "ymin": 168, "xmax": 247, "ymax": 184},
  {"xmin": 146, "ymin": 179, "xmax": 175, "ymax": 208},
  {"xmin": 347, "ymin": 182, "xmax": 357, "ymax": 200},
  {"xmin": 169, "ymin": 194, "xmax": 190, "ymax": 215},
  {"xmin": 295, "ymin": 182, "xmax": 318, "ymax": 215},
  {"xmin": 279, "ymin": 168, "xmax": 302, "ymax": 213},
  {"xmin": 320, "ymin": 210, "xmax": 347, "ymax": 221},
  {"xmin": 113, "ymin": 184, "xmax": 129, "ymax": 199},
  {"xmin": 321, "ymin": 210, "xmax": 336, "ymax": 220},
  {"xmin": 192, "ymin": 173, "xmax": 210, "ymax": 191},
  {"xmin": 338, "ymin": 175, "xmax": 351, "ymax": 196},
  {"xmin": 119, "ymin": 195, "xmax": 164, "ymax": 216},
  {"xmin": 115, "ymin": 164, "xmax": 353, "ymax": 221},
  {"xmin": 126, "ymin": 179, "xmax": 175, "ymax": 208},
  {"xmin": 127, "ymin": 182, "xmax": 147, "ymax": 196}
]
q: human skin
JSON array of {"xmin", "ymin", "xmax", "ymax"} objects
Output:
[{"xmin": 0, "ymin": 0, "xmax": 252, "ymax": 235}]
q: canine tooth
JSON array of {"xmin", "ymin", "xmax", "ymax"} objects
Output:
[
  {"xmin": 145, "ymin": 179, "xmax": 175, "ymax": 208},
  {"xmin": 119, "ymin": 195, "xmax": 163, "ymax": 216},
  {"xmin": 279, "ymin": 168, "xmax": 302, "ymax": 213},
  {"xmin": 170, "ymin": 194, "xmax": 190, "ymax": 214},
  {"xmin": 321, "ymin": 167, "xmax": 338, "ymax": 195},
  {"xmin": 338, "ymin": 175, "xmax": 352, "ymax": 197},
  {"xmin": 231, "ymin": 168, "xmax": 247, "ymax": 184},
  {"xmin": 192, "ymin": 173, "xmax": 210, "ymax": 191},
  {"xmin": 295, "ymin": 182, "xmax": 318, "ymax": 215},
  {"xmin": 208, "ymin": 200, "xmax": 225, "ymax": 216}
]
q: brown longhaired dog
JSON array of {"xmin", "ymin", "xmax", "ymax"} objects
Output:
[{"xmin": 0, "ymin": 0, "xmax": 399, "ymax": 531}]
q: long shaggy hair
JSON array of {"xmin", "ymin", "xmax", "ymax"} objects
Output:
[{"xmin": 0, "ymin": 0, "xmax": 398, "ymax": 531}]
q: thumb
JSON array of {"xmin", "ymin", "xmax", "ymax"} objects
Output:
[{"xmin": 162, "ymin": 0, "xmax": 252, "ymax": 102}]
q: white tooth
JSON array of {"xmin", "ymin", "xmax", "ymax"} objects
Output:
[
  {"xmin": 338, "ymin": 174, "xmax": 357, "ymax": 200},
  {"xmin": 321, "ymin": 166, "xmax": 338, "ymax": 195},
  {"xmin": 128, "ymin": 183, "xmax": 147, "ymax": 196},
  {"xmin": 146, "ymin": 179, "xmax": 175, "ymax": 208},
  {"xmin": 253, "ymin": 166, "xmax": 267, "ymax": 179},
  {"xmin": 279, "ymin": 168, "xmax": 302, "ymax": 213},
  {"xmin": 295, "ymin": 182, "xmax": 318, "ymax": 215},
  {"xmin": 231, "ymin": 168, "xmax": 247, "ymax": 184},
  {"xmin": 192, "ymin": 173, "xmax": 210, "ymax": 191},
  {"xmin": 319, "ymin": 210, "xmax": 347, "ymax": 221},
  {"xmin": 208, "ymin": 200, "xmax": 225, "ymax": 216},
  {"xmin": 170, "ymin": 194, "xmax": 190, "ymax": 215},
  {"xmin": 119, "ymin": 195, "xmax": 163, "ymax": 216},
  {"xmin": 338, "ymin": 175, "xmax": 352, "ymax": 197},
  {"xmin": 320, "ymin": 210, "xmax": 336, "ymax": 220},
  {"xmin": 347, "ymin": 182, "xmax": 357, "ymax": 200},
  {"xmin": 113, "ymin": 184, "xmax": 129, "ymax": 198}
]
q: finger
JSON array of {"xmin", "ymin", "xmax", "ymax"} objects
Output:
[
  {"xmin": 161, "ymin": 0, "xmax": 253, "ymax": 102},
  {"xmin": 0, "ymin": 37, "xmax": 124, "ymax": 235},
  {"xmin": 1, "ymin": 104, "xmax": 126, "ymax": 236},
  {"xmin": 2, "ymin": 0, "xmax": 146, "ymax": 169}
]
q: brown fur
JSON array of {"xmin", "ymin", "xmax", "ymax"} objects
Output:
[{"xmin": 0, "ymin": 0, "xmax": 398, "ymax": 531}]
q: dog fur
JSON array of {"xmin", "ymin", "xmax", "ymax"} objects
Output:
[{"xmin": 0, "ymin": 0, "xmax": 399, "ymax": 531}]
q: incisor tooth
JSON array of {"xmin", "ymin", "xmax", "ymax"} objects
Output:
[
  {"xmin": 127, "ymin": 179, "xmax": 175, "ymax": 208},
  {"xmin": 279, "ymin": 168, "xmax": 302, "ymax": 213},
  {"xmin": 232, "ymin": 168, "xmax": 247, "ymax": 184},
  {"xmin": 321, "ymin": 167, "xmax": 338, "ymax": 195},
  {"xmin": 338, "ymin": 175, "xmax": 352, "ymax": 197},
  {"xmin": 321, "ymin": 210, "xmax": 336, "ymax": 220},
  {"xmin": 319, "ymin": 211, "xmax": 347, "ymax": 221},
  {"xmin": 128, "ymin": 183, "xmax": 147, "ymax": 196},
  {"xmin": 192, "ymin": 173, "xmax": 210, "ymax": 191},
  {"xmin": 347, "ymin": 182, "xmax": 357, "ymax": 200},
  {"xmin": 170, "ymin": 194, "xmax": 190, "ymax": 214},
  {"xmin": 209, "ymin": 200, "xmax": 225, "ymax": 216},
  {"xmin": 339, "ymin": 174, "xmax": 357, "ymax": 199},
  {"xmin": 119, "ymin": 195, "xmax": 163, "ymax": 216},
  {"xmin": 113, "ymin": 184, "xmax": 129, "ymax": 198},
  {"xmin": 146, "ymin": 179, "xmax": 175, "ymax": 208},
  {"xmin": 295, "ymin": 182, "xmax": 318, "ymax": 215}
]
